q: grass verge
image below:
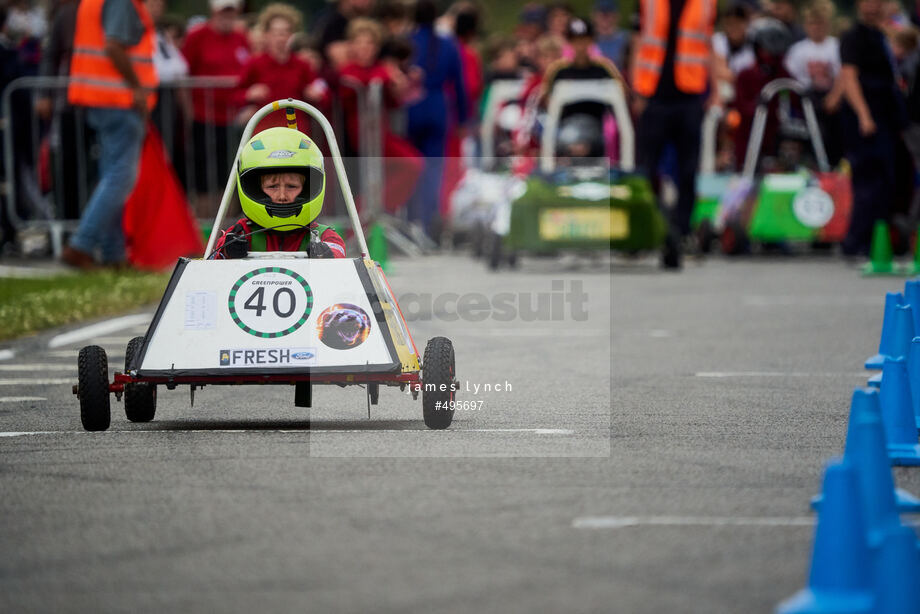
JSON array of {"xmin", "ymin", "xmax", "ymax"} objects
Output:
[{"xmin": 0, "ymin": 270, "xmax": 170, "ymax": 342}]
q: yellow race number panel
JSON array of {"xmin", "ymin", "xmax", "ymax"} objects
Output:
[{"xmin": 539, "ymin": 208, "xmax": 628, "ymax": 241}]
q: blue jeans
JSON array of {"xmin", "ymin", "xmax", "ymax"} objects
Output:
[
  {"xmin": 406, "ymin": 115, "xmax": 447, "ymax": 236},
  {"xmin": 69, "ymin": 107, "xmax": 146, "ymax": 263}
]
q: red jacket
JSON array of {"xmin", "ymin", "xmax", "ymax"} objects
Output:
[
  {"xmin": 182, "ymin": 23, "xmax": 250, "ymax": 125},
  {"xmin": 214, "ymin": 217, "xmax": 345, "ymax": 259},
  {"xmin": 236, "ymin": 53, "xmax": 330, "ymax": 132},
  {"xmin": 338, "ymin": 62, "xmax": 402, "ymax": 147}
]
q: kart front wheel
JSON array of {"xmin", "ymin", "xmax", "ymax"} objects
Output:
[
  {"xmin": 124, "ymin": 336, "xmax": 156, "ymax": 423},
  {"xmin": 78, "ymin": 345, "xmax": 111, "ymax": 431},
  {"xmin": 422, "ymin": 337, "xmax": 456, "ymax": 430}
]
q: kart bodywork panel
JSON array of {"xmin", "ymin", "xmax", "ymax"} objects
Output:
[
  {"xmin": 131, "ymin": 256, "xmax": 420, "ymax": 382},
  {"xmin": 497, "ymin": 169, "xmax": 664, "ymax": 251}
]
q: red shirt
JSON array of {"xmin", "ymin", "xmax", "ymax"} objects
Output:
[
  {"xmin": 214, "ymin": 218, "xmax": 346, "ymax": 259},
  {"xmin": 458, "ymin": 41, "xmax": 484, "ymax": 110},
  {"xmin": 236, "ymin": 53, "xmax": 329, "ymax": 132},
  {"xmin": 338, "ymin": 62, "xmax": 401, "ymax": 147},
  {"xmin": 182, "ymin": 23, "xmax": 250, "ymax": 125}
]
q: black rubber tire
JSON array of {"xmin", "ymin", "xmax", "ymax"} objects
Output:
[
  {"xmin": 488, "ymin": 233, "xmax": 502, "ymax": 271},
  {"xmin": 124, "ymin": 336, "xmax": 156, "ymax": 423},
  {"xmin": 78, "ymin": 345, "xmax": 111, "ymax": 431},
  {"xmin": 422, "ymin": 337, "xmax": 456, "ymax": 430},
  {"xmin": 471, "ymin": 223, "xmax": 484, "ymax": 258},
  {"xmin": 696, "ymin": 219, "xmax": 715, "ymax": 255},
  {"xmin": 721, "ymin": 221, "xmax": 750, "ymax": 256}
]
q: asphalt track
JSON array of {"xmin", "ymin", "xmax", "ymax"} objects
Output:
[{"xmin": 1, "ymin": 253, "xmax": 918, "ymax": 613}]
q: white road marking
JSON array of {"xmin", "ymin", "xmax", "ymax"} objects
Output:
[
  {"xmin": 0, "ymin": 397, "xmax": 46, "ymax": 403},
  {"xmin": 648, "ymin": 329, "xmax": 673, "ymax": 338},
  {"xmin": 0, "ymin": 378, "xmax": 73, "ymax": 386},
  {"xmin": 90, "ymin": 337, "xmax": 136, "ymax": 346},
  {"xmin": 0, "ymin": 264, "xmax": 67, "ymax": 278},
  {"xmin": 0, "ymin": 364, "xmax": 75, "ymax": 372},
  {"xmin": 0, "ymin": 428, "xmax": 576, "ymax": 437},
  {"xmin": 0, "ymin": 349, "xmax": 15, "ymax": 361},
  {"xmin": 742, "ymin": 295, "xmax": 879, "ymax": 307},
  {"xmin": 695, "ymin": 372, "xmax": 866, "ymax": 378},
  {"xmin": 572, "ymin": 516, "xmax": 815, "ymax": 529},
  {"xmin": 48, "ymin": 314, "xmax": 152, "ymax": 349},
  {"xmin": 454, "ymin": 329, "xmax": 607, "ymax": 337}
]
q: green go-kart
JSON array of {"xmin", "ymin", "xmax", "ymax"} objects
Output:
[{"xmin": 485, "ymin": 78, "xmax": 665, "ymax": 270}]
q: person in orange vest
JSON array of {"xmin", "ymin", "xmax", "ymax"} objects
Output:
[
  {"xmin": 61, "ymin": 0, "xmax": 157, "ymax": 269},
  {"xmin": 631, "ymin": 0, "xmax": 719, "ymax": 269}
]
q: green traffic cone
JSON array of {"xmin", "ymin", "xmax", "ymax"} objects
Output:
[
  {"xmin": 863, "ymin": 220, "xmax": 897, "ymax": 275},
  {"xmin": 368, "ymin": 222, "xmax": 389, "ymax": 271}
]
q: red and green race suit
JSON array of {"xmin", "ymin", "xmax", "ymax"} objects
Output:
[{"xmin": 213, "ymin": 217, "xmax": 346, "ymax": 259}]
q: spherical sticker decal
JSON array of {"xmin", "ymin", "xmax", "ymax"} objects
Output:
[
  {"xmin": 792, "ymin": 187, "xmax": 834, "ymax": 229},
  {"xmin": 316, "ymin": 303, "xmax": 372, "ymax": 349},
  {"xmin": 228, "ymin": 267, "xmax": 313, "ymax": 338}
]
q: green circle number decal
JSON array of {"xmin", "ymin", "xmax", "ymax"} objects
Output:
[{"xmin": 228, "ymin": 267, "xmax": 314, "ymax": 338}]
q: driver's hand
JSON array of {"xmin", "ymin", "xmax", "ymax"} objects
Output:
[
  {"xmin": 308, "ymin": 241, "xmax": 334, "ymax": 259},
  {"xmin": 222, "ymin": 232, "xmax": 249, "ymax": 259}
]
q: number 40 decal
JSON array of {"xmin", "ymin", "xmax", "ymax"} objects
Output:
[
  {"xmin": 243, "ymin": 286, "xmax": 297, "ymax": 318},
  {"xmin": 228, "ymin": 268, "xmax": 314, "ymax": 338}
]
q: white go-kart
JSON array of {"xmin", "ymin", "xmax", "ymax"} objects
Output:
[{"xmin": 73, "ymin": 100, "xmax": 458, "ymax": 430}]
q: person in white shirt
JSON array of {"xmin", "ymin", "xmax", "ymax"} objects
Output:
[
  {"xmin": 784, "ymin": 0, "xmax": 840, "ymax": 94},
  {"xmin": 146, "ymin": 0, "xmax": 188, "ymax": 83},
  {"xmin": 784, "ymin": 0, "xmax": 842, "ymax": 164},
  {"xmin": 713, "ymin": 3, "xmax": 756, "ymax": 78},
  {"xmin": 712, "ymin": 2, "xmax": 756, "ymax": 103}
]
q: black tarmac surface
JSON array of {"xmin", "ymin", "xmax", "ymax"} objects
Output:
[{"xmin": 1, "ymin": 254, "xmax": 917, "ymax": 613}]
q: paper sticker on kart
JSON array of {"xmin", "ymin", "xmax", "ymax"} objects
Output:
[{"xmin": 73, "ymin": 100, "xmax": 458, "ymax": 431}]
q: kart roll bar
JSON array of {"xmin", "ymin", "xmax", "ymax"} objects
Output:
[
  {"xmin": 480, "ymin": 79, "xmax": 523, "ymax": 168},
  {"xmin": 204, "ymin": 99, "xmax": 370, "ymax": 259},
  {"xmin": 540, "ymin": 79, "xmax": 634, "ymax": 173},
  {"xmin": 699, "ymin": 105, "xmax": 724, "ymax": 174},
  {"xmin": 741, "ymin": 78, "xmax": 830, "ymax": 179}
]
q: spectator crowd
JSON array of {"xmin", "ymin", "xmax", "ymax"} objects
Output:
[{"xmin": 0, "ymin": 0, "xmax": 917, "ymax": 269}]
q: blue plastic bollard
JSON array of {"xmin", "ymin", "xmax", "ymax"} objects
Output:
[
  {"xmin": 879, "ymin": 357, "xmax": 920, "ymax": 466},
  {"xmin": 908, "ymin": 337, "xmax": 920, "ymax": 430},
  {"xmin": 812, "ymin": 386, "xmax": 920, "ymax": 513},
  {"xmin": 871, "ymin": 525, "xmax": 920, "ymax": 614},
  {"xmin": 844, "ymin": 389, "xmax": 909, "ymax": 541},
  {"xmin": 777, "ymin": 461, "xmax": 873, "ymax": 614},
  {"xmin": 903, "ymin": 279, "xmax": 920, "ymax": 334},
  {"xmin": 866, "ymin": 293, "xmax": 904, "ymax": 370}
]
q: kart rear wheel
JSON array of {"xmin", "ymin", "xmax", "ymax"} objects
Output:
[
  {"xmin": 488, "ymin": 233, "xmax": 503, "ymax": 271},
  {"xmin": 721, "ymin": 221, "xmax": 749, "ymax": 255},
  {"xmin": 696, "ymin": 219, "xmax": 715, "ymax": 255},
  {"xmin": 78, "ymin": 345, "xmax": 110, "ymax": 431},
  {"xmin": 471, "ymin": 223, "xmax": 484, "ymax": 258},
  {"xmin": 422, "ymin": 337, "xmax": 456, "ymax": 430},
  {"xmin": 124, "ymin": 336, "xmax": 156, "ymax": 423}
]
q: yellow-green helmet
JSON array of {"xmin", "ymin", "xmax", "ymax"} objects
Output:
[{"xmin": 237, "ymin": 127, "xmax": 325, "ymax": 229}]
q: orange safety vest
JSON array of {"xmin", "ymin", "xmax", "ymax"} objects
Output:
[
  {"xmin": 68, "ymin": 0, "xmax": 158, "ymax": 110},
  {"xmin": 632, "ymin": 0, "xmax": 716, "ymax": 98}
]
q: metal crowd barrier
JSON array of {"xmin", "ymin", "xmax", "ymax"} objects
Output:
[
  {"xmin": 0, "ymin": 75, "xmax": 367, "ymax": 256},
  {"xmin": 338, "ymin": 78, "xmax": 427, "ymax": 255}
]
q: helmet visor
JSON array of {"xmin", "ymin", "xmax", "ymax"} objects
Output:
[{"xmin": 240, "ymin": 166, "xmax": 324, "ymax": 210}]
